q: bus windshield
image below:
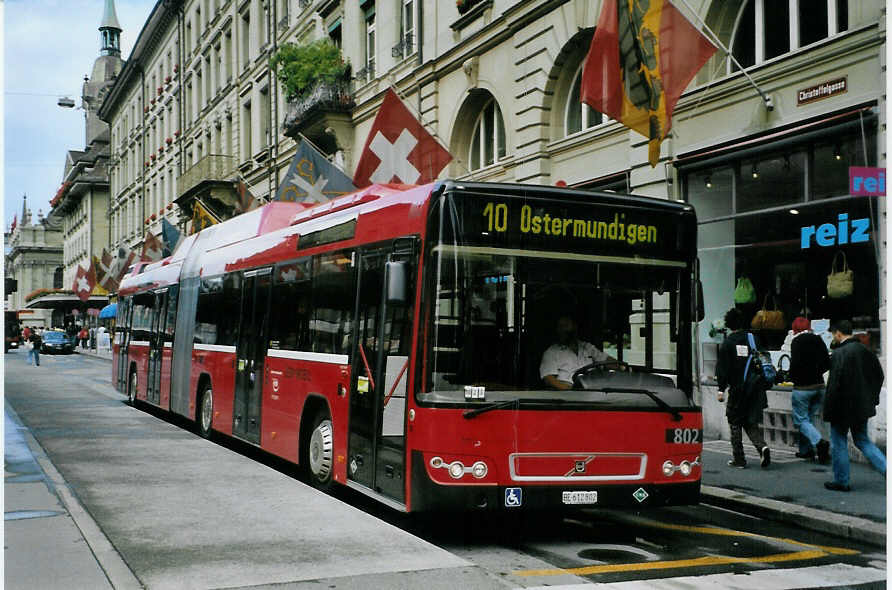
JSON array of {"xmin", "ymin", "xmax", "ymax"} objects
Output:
[{"xmin": 418, "ymin": 189, "xmax": 695, "ymax": 406}]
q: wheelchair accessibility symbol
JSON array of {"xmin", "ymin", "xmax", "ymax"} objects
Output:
[{"xmin": 505, "ymin": 487, "xmax": 522, "ymax": 507}]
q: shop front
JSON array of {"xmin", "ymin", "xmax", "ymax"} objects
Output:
[{"xmin": 679, "ymin": 106, "xmax": 884, "ymax": 450}]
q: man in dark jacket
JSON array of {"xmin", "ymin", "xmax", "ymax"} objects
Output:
[
  {"xmin": 789, "ymin": 316, "xmax": 831, "ymax": 463},
  {"xmin": 716, "ymin": 308, "xmax": 770, "ymax": 469},
  {"xmin": 823, "ymin": 320, "xmax": 885, "ymax": 491}
]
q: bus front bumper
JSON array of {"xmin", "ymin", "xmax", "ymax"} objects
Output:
[{"xmin": 409, "ymin": 451, "xmax": 700, "ymax": 512}]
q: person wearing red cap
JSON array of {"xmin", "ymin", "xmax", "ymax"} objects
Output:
[{"xmin": 790, "ymin": 316, "xmax": 830, "ymax": 463}]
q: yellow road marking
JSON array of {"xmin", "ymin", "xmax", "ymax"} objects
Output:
[
  {"xmin": 515, "ymin": 550, "xmax": 828, "ymax": 576},
  {"xmin": 513, "ymin": 516, "xmax": 859, "ymax": 577},
  {"xmin": 622, "ymin": 518, "xmax": 859, "ymax": 556}
]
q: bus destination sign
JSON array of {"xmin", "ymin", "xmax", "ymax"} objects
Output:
[{"xmin": 455, "ymin": 195, "xmax": 686, "ymax": 257}]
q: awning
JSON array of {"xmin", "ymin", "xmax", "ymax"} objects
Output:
[{"xmin": 99, "ymin": 303, "xmax": 118, "ymax": 319}]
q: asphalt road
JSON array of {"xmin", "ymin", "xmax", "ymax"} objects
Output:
[{"xmin": 4, "ymin": 349, "xmax": 887, "ymax": 589}]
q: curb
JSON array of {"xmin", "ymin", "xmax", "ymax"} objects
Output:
[
  {"xmin": 701, "ymin": 485, "xmax": 886, "ymax": 548},
  {"xmin": 76, "ymin": 350, "xmax": 113, "ymax": 362}
]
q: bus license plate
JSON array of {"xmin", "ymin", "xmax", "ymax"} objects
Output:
[{"xmin": 562, "ymin": 491, "xmax": 598, "ymax": 505}]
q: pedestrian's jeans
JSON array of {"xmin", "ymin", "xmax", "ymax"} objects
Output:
[
  {"xmin": 830, "ymin": 421, "xmax": 886, "ymax": 486},
  {"xmin": 791, "ymin": 387, "xmax": 824, "ymax": 454},
  {"xmin": 730, "ymin": 422, "xmax": 767, "ymax": 462},
  {"xmin": 31, "ymin": 349, "xmax": 39, "ymax": 366}
]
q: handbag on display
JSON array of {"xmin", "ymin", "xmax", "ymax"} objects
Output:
[
  {"xmin": 751, "ymin": 295, "xmax": 786, "ymax": 331},
  {"xmin": 827, "ymin": 251, "xmax": 854, "ymax": 299},
  {"xmin": 775, "ymin": 353, "xmax": 791, "ymax": 384},
  {"xmin": 733, "ymin": 277, "xmax": 756, "ymax": 304}
]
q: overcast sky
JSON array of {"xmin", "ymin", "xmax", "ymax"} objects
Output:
[{"xmin": 4, "ymin": 0, "xmax": 154, "ymax": 229}]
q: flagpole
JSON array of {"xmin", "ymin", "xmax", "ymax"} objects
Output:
[
  {"xmin": 386, "ymin": 80, "xmax": 472, "ymax": 176},
  {"xmin": 673, "ymin": 0, "xmax": 773, "ymax": 111}
]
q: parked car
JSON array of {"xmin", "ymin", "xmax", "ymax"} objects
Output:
[{"xmin": 41, "ymin": 331, "xmax": 74, "ymax": 354}]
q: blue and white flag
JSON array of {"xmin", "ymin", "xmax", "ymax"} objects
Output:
[
  {"xmin": 161, "ymin": 217, "xmax": 182, "ymax": 257},
  {"xmin": 275, "ymin": 138, "xmax": 356, "ymax": 203}
]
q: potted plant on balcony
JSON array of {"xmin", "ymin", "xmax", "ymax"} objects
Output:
[
  {"xmin": 269, "ymin": 39, "xmax": 350, "ymax": 102},
  {"xmin": 174, "ymin": 130, "xmax": 181, "ymax": 138},
  {"xmin": 166, "ymin": 137, "xmax": 173, "ymax": 145},
  {"xmin": 165, "ymin": 75, "xmax": 172, "ymax": 85}
]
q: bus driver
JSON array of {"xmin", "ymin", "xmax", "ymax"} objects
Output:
[{"xmin": 540, "ymin": 315, "xmax": 619, "ymax": 390}]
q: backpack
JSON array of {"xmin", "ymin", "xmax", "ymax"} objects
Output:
[{"xmin": 742, "ymin": 332, "xmax": 776, "ymax": 395}]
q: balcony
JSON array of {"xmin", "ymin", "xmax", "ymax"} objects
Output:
[
  {"xmin": 391, "ymin": 33, "xmax": 414, "ymax": 60},
  {"xmin": 176, "ymin": 154, "xmax": 236, "ymax": 198},
  {"xmin": 283, "ymin": 78, "xmax": 355, "ymax": 138}
]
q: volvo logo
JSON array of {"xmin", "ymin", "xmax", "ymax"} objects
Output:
[
  {"xmin": 575, "ymin": 460, "xmax": 586, "ymax": 473},
  {"xmin": 566, "ymin": 456, "xmax": 595, "ymax": 477}
]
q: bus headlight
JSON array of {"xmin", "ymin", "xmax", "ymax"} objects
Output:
[
  {"xmin": 448, "ymin": 461, "xmax": 465, "ymax": 479},
  {"xmin": 662, "ymin": 460, "xmax": 675, "ymax": 476},
  {"xmin": 471, "ymin": 461, "xmax": 488, "ymax": 478},
  {"xmin": 679, "ymin": 460, "xmax": 692, "ymax": 477}
]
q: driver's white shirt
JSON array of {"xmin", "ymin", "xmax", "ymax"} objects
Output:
[{"xmin": 539, "ymin": 340, "xmax": 610, "ymax": 384}]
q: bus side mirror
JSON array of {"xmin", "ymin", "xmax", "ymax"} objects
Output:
[
  {"xmin": 386, "ymin": 261, "xmax": 408, "ymax": 305},
  {"xmin": 696, "ymin": 280, "xmax": 705, "ymax": 323}
]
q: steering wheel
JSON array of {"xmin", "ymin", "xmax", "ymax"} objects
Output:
[{"xmin": 571, "ymin": 360, "xmax": 629, "ymax": 389}]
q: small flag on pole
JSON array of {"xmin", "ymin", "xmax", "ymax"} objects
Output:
[
  {"xmin": 353, "ymin": 89, "xmax": 452, "ymax": 188},
  {"xmin": 161, "ymin": 218, "xmax": 182, "ymax": 257},
  {"xmin": 141, "ymin": 230, "xmax": 164, "ymax": 262},
  {"xmin": 72, "ymin": 262, "xmax": 96, "ymax": 302},
  {"xmin": 580, "ymin": 0, "xmax": 717, "ymax": 166},
  {"xmin": 275, "ymin": 138, "xmax": 357, "ymax": 203}
]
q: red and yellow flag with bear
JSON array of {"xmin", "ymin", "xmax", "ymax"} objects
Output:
[{"xmin": 581, "ymin": 0, "xmax": 717, "ymax": 166}]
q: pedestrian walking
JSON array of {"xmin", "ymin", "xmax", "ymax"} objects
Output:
[
  {"xmin": 789, "ymin": 316, "xmax": 831, "ymax": 463},
  {"xmin": 78, "ymin": 327, "xmax": 89, "ymax": 349},
  {"xmin": 716, "ymin": 308, "xmax": 770, "ymax": 469},
  {"xmin": 22, "ymin": 326, "xmax": 31, "ymax": 342},
  {"xmin": 823, "ymin": 320, "xmax": 885, "ymax": 491},
  {"xmin": 29, "ymin": 331, "xmax": 42, "ymax": 367}
]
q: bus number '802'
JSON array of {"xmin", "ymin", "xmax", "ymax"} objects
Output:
[{"xmin": 665, "ymin": 428, "xmax": 702, "ymax": 444}]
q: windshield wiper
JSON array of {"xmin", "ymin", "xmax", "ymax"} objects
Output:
[
  {"xmin": 598, "ymin": 387, "xmax": 683, "ymax": 422},
  {"xmin": 463, "ymin": 398, "xmax": 521, "ymax": 420}
]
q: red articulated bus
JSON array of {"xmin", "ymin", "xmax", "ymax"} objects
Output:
[{"xmin": 114, "ymin": 181, "xmax": 703, "ymax": 512}]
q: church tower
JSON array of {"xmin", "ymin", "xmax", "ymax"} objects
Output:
[{"xmin": 83, "ymin": 0, "xmax": 123, "ymax": 147}]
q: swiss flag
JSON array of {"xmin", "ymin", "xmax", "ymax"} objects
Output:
[
  {"xmin": 353, "ymin": 89, "xmax": 452, "ymax": 188},
  {"xmin": 72, "ymin": 263, "xmax": 96, "ymax": 302},
  {"xmin": 141, "ymin": 230, "xmax": 164, "ymax": 262}
]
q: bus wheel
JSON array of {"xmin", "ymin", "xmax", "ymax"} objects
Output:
[
  {"xmin": 198, "ymin": 385, "xmax": 213, "ymax": 439},
  {"xmin": 304, "ymin": 412, "xmax": 334, "ymax": 490},
  {"xmin": 127, "ymin": 370, "xmax": 137, "ymax": 406}
]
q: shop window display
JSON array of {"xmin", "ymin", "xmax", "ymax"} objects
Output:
[{"xmin": 683, "ymin": 124, "xmax": 880, "ymax": 384}]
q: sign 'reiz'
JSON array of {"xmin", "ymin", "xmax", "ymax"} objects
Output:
[{"xmin": 849, "ymin": 167, "xmax": 886, "ymax": 196}]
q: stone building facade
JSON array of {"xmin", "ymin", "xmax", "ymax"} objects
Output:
[
  {"xmin": 100, "ymin": 0, "xmax": 886, "ymax": 447},
  {"xmin": 5, "ymin": 198, "xmax": 64, "ymax": 329}
]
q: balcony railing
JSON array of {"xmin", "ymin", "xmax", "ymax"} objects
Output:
[
  {"xmin": 177, "ymin": 154, "xmax": 236, "ymax": 197},
  {"xmin": 355, "ymin": 61, "xmax": 375, "ymax": 84},
  {"xmin": 298, "ymin": 0, "xmax": 312, "ymax": 9},
  {"xmin": 283, "ymin": 78, "xmax": 355, "ymax": 132},
  {"xmin": 391, "ymin": 33, "xmax": 414, "ymax": 59},
  {"xmin": 278, "ymin": 14, "xmax": 289, "ymax": 31}
]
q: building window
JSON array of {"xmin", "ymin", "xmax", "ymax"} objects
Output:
[
  {"xmin": 240, "ymin": 10, "xmax": 251, "ymax": 70},
  {"xmin": 363, "ymin": 4, "xmax": 376, "ymax": 82},
  {"xmin": 565, "ymin": 65, "xmax": 608, "ymax": 136},
  {"xmin": 242, "ymin": 100, "xmax": 253, "ymax": 160},
  {"xmin": 469, "ymin": 98, "xmax": 506, "ymax": 171},
  {"xmin": 396, "ymin": 0, "xmax": 414, "ymax": 59},
  {"xmin": 730, "ymin": 0, "xmax": 848, "ymax": 72},
  {"xmin": 260, "ymin": 86, "xmax": 271, "ymax": 148},
  {"xmin": 328, "ymin": 17, "xmax": 342, "ymax": 49},
  {"xmin": 53, "ymin": 267, "xmax": 63, "ymax": 289}
]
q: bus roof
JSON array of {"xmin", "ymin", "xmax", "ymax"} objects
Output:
[{"xmin": 119, "ymin": 180, "xmax": 696, "ymax": 294}]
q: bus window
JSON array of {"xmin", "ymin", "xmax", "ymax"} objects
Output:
[
  {"xmin": 219, "ymin": 273, "xmax": 241, "ymax": 345},
  {"xmin": 269, "ymin": 260, "xmax": 312, "ymax": 351},
  {"xmin": 311, "ymin": 252, "xmax": 354, "ymax": 355},
  {"xmin": 131, "ymin": 293, "xmax": 155, "ymax": 341},
  {"xmin": 195, "ymin": 277, "xmax": 223, "ymax": 344}
]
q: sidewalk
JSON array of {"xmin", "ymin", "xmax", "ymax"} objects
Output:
[
  {"xmin": 4, "ymin": 404, "xmax": 125, "ymax": 589},
  {"xmin": 75, "ymin": 346, "xmax": 112, "ymax": 361},
  {"xmin": 700, "ymin": 437, "xmax": 886, "ymax": 546}
]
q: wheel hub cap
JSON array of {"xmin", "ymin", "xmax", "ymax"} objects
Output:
[{"xmin": 309, "ymin": 420, "xmax": 333, "ymax": 480}]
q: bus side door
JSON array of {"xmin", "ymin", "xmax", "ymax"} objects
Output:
[
  {"xmin": 233, "ymin": 268, "xmax": 272, "ymax": 444},
  {"xmin": 147, "ymin": 289, "xmax": 167, "ymax": 406},
  {"xmin": 116, "ymin": 298, "xmax": 132, "ymax": 391},
  {"xmin": 348, "ymin": 242, "xmax": 415, "ymax": 503}
]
